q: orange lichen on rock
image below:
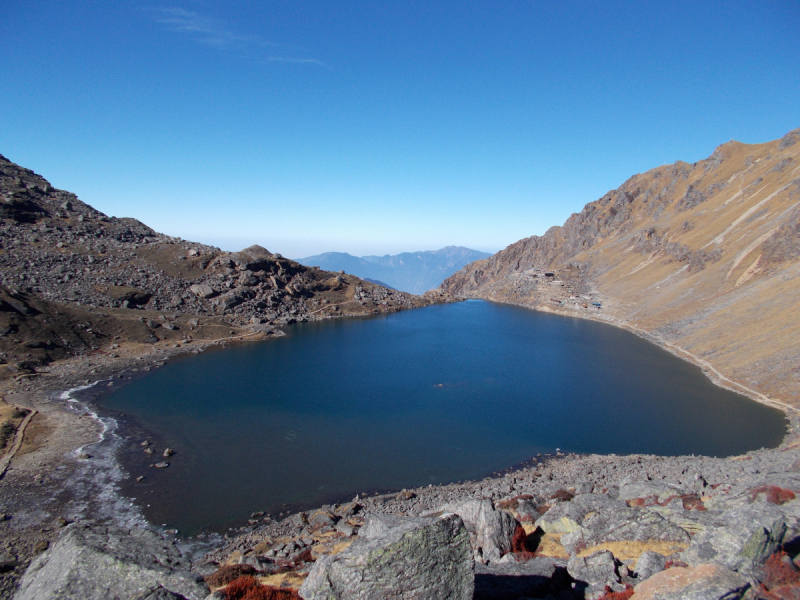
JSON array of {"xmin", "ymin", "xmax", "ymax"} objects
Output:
[
  {"xmin": 627, "ymin": 493, "xmax": 706, "ymax": 511},
  {"xmin": 548, "ymin": 489, "xmax": 575, "ymax": 502},
  {"xmin": 496, "ymin": 494, "xmax": 534, "ymax": 510},
  {"xmin": 751, "ymin": 485, "xmax": 797, "ymax": 505}
]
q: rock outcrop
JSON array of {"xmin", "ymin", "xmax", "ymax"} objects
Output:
[
  {"xmin": 629, "ymin": 563, "xmax": 751, "ymax": 599},
  {"xmin": 204, "ymin": 440, "xmax": 800, "ymax": 598},
  {"xmin": 439, "ymin": 499, "xmax": 518, "ymax": 563},
  {"xmin": 298, "ymin": 513, "xmax": 474, "ymax": 599},
  {"xmin": 13, "ymin": 522, "xmax": 208, "ymax": 600}
]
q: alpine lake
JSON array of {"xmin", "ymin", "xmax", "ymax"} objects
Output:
[{"xmin": 97, "ymin": 300, "xmax": 788, "ymax": 534}]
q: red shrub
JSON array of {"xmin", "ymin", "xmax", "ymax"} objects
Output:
[
  {"xmin": 763, "ymin": 551, "xmax": 800, "ymax": 589},
  {"xmin": 509, "ymin": 525, "xmax": 543, "ymax": 561},
  {"xmin": 511, "ymin": 525, "xmax": 533, "ymax": 553},
  {"xmin": 664, "ymin": 560, "xmax": 688, "ymax": 569},
  {"xmin": 292, "ymin": 547, "xmax": 314, "ymax": 565},
  {"xmin": 681, "ymin": 494, "xmax": 707, "ymax": 511},
  {"xmin": 497, "ymin": 494, "xmax": 534, "ymax": 511},
  {"xmin": 274, "ymin": 547, "xmax": 314, "ymax": 569},
  {"xmin": 223, "ymin": 576, "xmax": 302, "ymax": 600},
  {"xmin": 517, "ymin": 513, "xmax": 535, "ymax": 523},
  {"xmin": 751, "ymin": 485, "xmax": 796, "ymax": 505},
  {"xmin": 597, "ymin": 585, "xmax": 634, "ymax": 600},
  {"xmin": 628, "ymin": 494, "xmax": 706, "ymax": 511},
  {"xmin": 206, "ymin": 564, "xmax": 259, "ymax": 588},
  {"xmin": 548, "ymin": 489, "xmax": 575, "ymax": 502}
]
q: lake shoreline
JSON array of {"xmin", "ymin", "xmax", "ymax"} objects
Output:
[
  {"xmin": 92, "ymin": 299, "xmax": 788, "ymax": 535},
  {"xmin": 1, "ymin": 300, "xmax": 798, "ymax": 596}
]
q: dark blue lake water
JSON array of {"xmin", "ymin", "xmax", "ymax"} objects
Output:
[{"xmin": 100, "ymin": 300, "xmax": 787, "ymax": 534}]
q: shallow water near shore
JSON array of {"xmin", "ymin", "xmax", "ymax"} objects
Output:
[{"xmin": 98, "ymin": 300, "xmax": 787, "ymax": 534}]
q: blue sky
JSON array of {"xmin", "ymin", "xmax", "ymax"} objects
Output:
[{"xmin": 2, "ymin": 1, "xmax": 798, "ymax": 258}]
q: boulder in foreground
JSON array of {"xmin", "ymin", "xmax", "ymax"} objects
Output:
[
  {"xmin": 298, "ymin": 513, "xmax": 474, "ymax": 600},
  {"xmin": 629, "ymin": 563, "xmax": 751, "ymax": 599},
  {"xmin": 14, "ymin": 522, "xmax": 208, "ymax": 600},
  {"xmin": 440, "ymin": 498, "xmax": 518, "ymax": 563}
]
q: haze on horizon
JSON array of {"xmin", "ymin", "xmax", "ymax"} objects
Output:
[{"xmin": 1, "ymin": 1, "xmax": 798, "ymax": 259}]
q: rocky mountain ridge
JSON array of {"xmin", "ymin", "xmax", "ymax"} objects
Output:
[
  {"xmin": 442, "ymin": 128, "xmax": 800, "ymax": 406},
  {"xmin": 0, "ymin": 153, "xmax": 454, "ymax": 374}
]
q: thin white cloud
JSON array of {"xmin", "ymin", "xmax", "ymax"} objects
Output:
[
  {"xmin": 149, "ymin": 6, "xmax": 329, "ymax": 67},
  {"xmin": 264, "ymin": 56, "xmax": 332, "ymax": 69},
  {"xmin": 151, "ymin": 7, "xmax": 259, "ymax": 49}
]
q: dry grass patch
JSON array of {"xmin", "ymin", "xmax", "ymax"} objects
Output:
[
  {"xmin": 16, "ymin": 412, "xmax": 52, "ymax": 456},
  {"xmin": 0, "ymin": 399, "xmax": 29, "ymax": 454},
  {"xmin": 521, "ymin": 524, "xmax": 570, "ymax": 559},
  {"xmin": 257, "ymin": 571, "xmax": 307, "ymax": 590},
  {"xmin": 519, "ymin": 524, "xmax": 687, "ymax": 561},
  {"xmin": 252, "ymin": 538, "xmax": 275, "ymax": 555},
  {"xmin": 581, "ymin": 540, "xmax": 687, "ymax": 561},
  {"xmin": 311, "ymin": 538, "xmax": 354, "ymax": 559}
]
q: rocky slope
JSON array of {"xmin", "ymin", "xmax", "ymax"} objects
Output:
[
  {"xmin": 197, "ymin": 431, "xmax": 800, "ymax": 599},
  {"xmin": 298, "ymin": 246, "xmax": 491, "ymax": 294},
  {"xmin": 442, "ymin": 128, "xmax": 800, "ymax": 406},
  {"xmin": 0, "ymin": 153, "xmax": 454, "ymax": 376},
  {"xmin": 0, "ymin": 153, "xmax": 458, "ymax": 598}
]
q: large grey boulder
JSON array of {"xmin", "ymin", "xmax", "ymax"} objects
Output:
[
  {"xmin": 618, "ymin": 482, "xmax": 686, "ymax": 504},
  {"xmin": 298, "ymin": 514, "xmax": 473, "ymax": 600},
  {"xmin": 440, "ymin": 498, "xmax": 518, "ymax": 563},
  {"xmin": 13, "ymin": 523, "xmax": 208, "ymax": 600},
  {"xmin": 630, "ymin": 563, "xmax": 751, "ymax": 599},
  {"xmin": 634, "ymin": 551, "xmax": 667, "ymax": 582},
  {"xmin": 561, "ymin": 507, "xmax": 691, "ymax": 555},
  {"xmin": 535, "ymin": 500, "xmax": 586, "ymax": 534},
  {"xmin": 567, "ymin": 550, "xmax": 625, "ymax": 599},
  {"xmin": 134, "ymin": 585, "xmax": 194, "ymax": 600},
  {"xmin": 189, "ymin": 284, "xmax": 215, "ymax": 299},
  {"xmin": 227, "ymin": 245, "xmax": 275, "ymax": 271},
  {"xmin": 678, "ymin": 505, "xmax": 786, "ymax": 574}
]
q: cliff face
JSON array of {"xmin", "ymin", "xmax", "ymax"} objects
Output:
[{"xmin": 442, "ymin": 128, "xmax": 800, "ymax": 405}]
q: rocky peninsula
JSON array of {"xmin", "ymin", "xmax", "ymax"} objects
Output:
[{"xmin": 2, "ymin": 129, "xmax": 800, "ymax": 599}]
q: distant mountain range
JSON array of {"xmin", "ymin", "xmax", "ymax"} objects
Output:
[{"xmin": 297, "ymin": 246, "xmax": 491, "ymax": 294}]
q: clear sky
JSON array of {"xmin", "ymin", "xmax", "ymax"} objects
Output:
[{"xmin": 2, "ymin": 1, "xmax": 798, "ymax": 258}]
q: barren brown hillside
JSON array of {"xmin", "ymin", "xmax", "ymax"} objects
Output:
[
  {"xmin": 0, "ymin": 153, "xmax": 455, "ymax": 376},
  {"xmin": 442, "ymin": 128, "xmax": 800, "ymax": 407}
]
